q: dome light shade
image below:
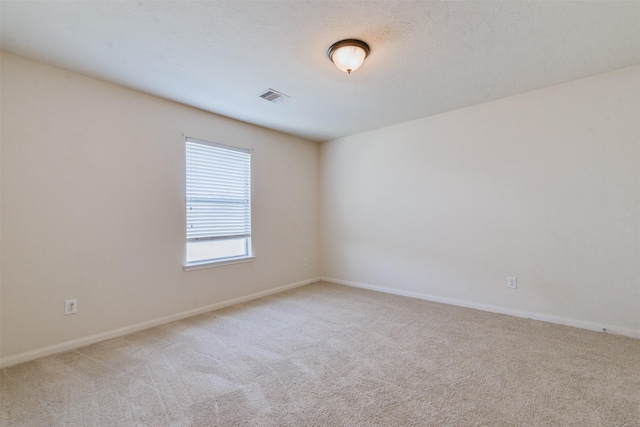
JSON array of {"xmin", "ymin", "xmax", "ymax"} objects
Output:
[{"xmin": 328, "ymin": 39, "xmax": 370, "ymax": 74}]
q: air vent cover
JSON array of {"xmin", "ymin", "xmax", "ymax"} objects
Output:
[{"xmin": 259, "ymin": 88, "xmax": 290, "ymax": 104}]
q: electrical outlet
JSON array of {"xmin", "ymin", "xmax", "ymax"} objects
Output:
[
  {"xmin": 65, "ymin": 299, "xmax": 77, "ymax": 315},
  {"xmin": 303, "ymin": 258, "xmax": 309, "ymax": 267},
  {"xmin": 507, "ymin": 276, "xmax": 517, "ymax": 289}
]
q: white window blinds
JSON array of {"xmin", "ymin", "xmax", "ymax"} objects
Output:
[{"xmin": 186, "ymin": 138, "xmax": 251, "ymax": 243}]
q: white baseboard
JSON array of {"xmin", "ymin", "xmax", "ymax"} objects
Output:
[
  {"xmin": 0, "ymin": 277, "xmax": 321, "ymax": 369},
  {"xmin": 321, "ymin": 277, "xmax": 640, "ymax": 340}
]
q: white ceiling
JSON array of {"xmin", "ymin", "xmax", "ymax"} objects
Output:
[{"xmin": 1, "ymin": 1, "xmax": 639, "ymax": 142}]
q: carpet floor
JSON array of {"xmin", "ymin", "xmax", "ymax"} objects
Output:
[{"xmin": 1, "ymin": 281, "xmax": 639, "ymax": 426}]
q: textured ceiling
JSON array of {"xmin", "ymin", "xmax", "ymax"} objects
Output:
[{"xmin": 1, "ymin": 1, "xmax": 639, "ymax": 142}]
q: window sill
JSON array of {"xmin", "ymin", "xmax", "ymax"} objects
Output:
[{"xmin": 183, "ymin": 256, "xmax": 255, "ymax": 271}]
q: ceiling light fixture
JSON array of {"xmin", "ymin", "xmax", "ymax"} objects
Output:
[{"xmin": 327, "ymin": 39, "xmax": 370, "ymax": 74}]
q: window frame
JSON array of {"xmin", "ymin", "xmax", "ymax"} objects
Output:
[{"xmin": 183, "ymin": 137, "xmax": 254, "ymax": 270}]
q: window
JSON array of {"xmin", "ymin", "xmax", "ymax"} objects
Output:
[{"xmin": 185, "ymin": 137, "xmax": 252, "ymax": 268}]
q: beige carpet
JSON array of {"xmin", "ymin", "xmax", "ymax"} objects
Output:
[{"xmin": 1, "ymin": 281, "xmax": 639, "ymax": 426}]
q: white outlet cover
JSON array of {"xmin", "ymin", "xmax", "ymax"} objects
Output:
[
  {"xmin": 65, "ymin": 299, "xmax": 78, "ymax": 315},
  {"xmin": 507, "ymin": 276, "xmax": 517, "ymax": 289}
]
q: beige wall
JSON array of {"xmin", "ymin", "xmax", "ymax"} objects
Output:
[
  {"xmin": 320, "ymin": 66, "xmax": 640, "ymax": 336},
  {"xmin": 0, "ymin": 52, "xmax": 320, "ymax": 360},
  {"xmin": 2, "ymin": 51, "xmax": 638, "ymax": 364}
]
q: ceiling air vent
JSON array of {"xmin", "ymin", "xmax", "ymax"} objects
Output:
[{"xmin": 259, "ymin": 88, "xmax": 290, "ymax": 104}]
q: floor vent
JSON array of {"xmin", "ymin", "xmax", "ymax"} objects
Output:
[{"xmin": 259, "ymin": 88, "xmax": 290, "ymax": 103}]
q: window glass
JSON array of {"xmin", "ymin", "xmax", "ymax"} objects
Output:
[{"xmin": 185, "ymin": 138, "xmax": 251, "ymax": 265}]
